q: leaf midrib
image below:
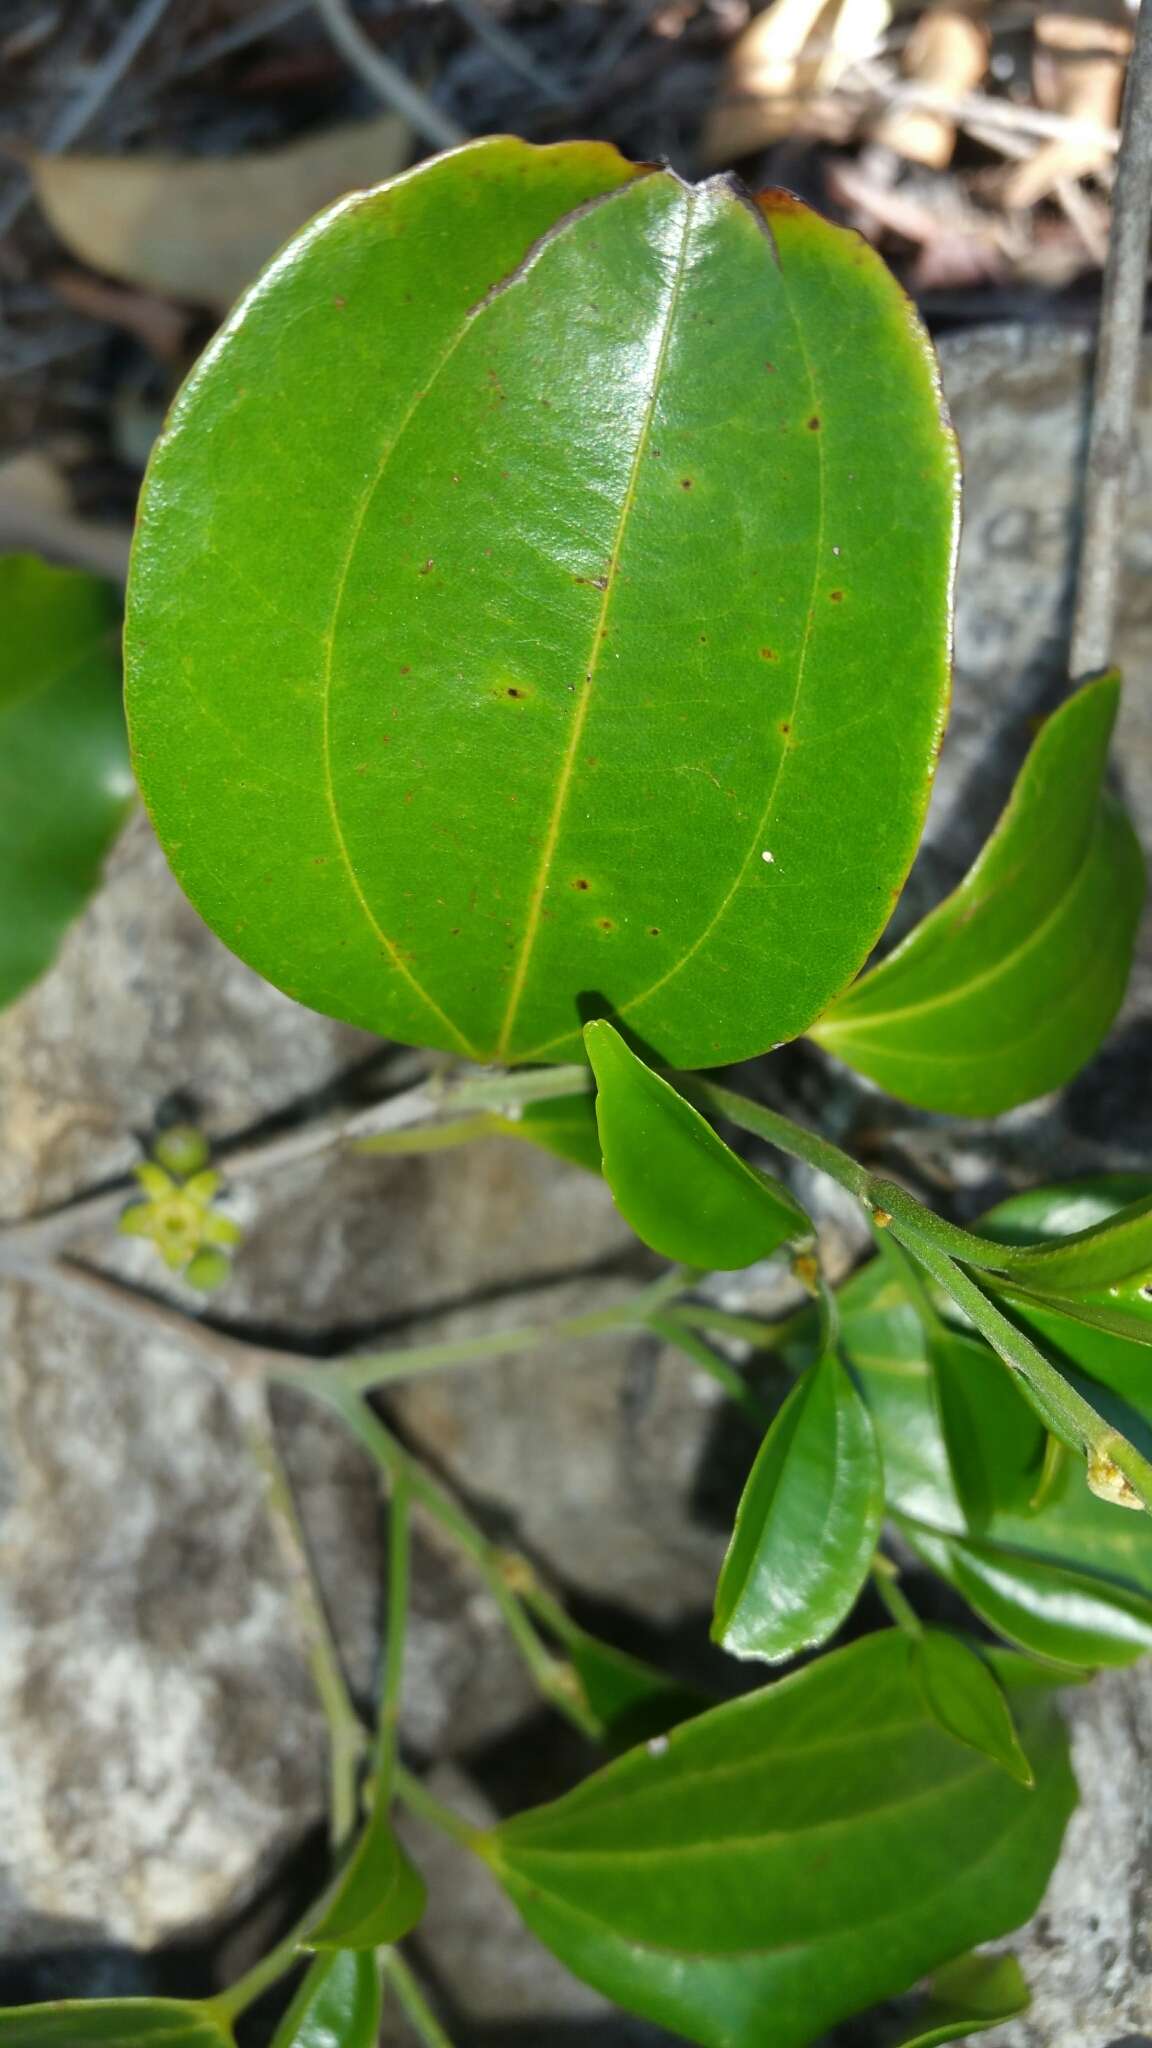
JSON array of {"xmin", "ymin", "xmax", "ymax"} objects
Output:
[
  {"xmin": 493, "ymin": 184, "xmax": 698, "ymax": 1059},
  {"xmin": 515, "ymin": 215, "xmax": 829, "ymax": 1063}
]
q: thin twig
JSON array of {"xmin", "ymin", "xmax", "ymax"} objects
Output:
[
  {"xmin": 316, "ymin": 1384, "xmax": 602, "ymax": 1736},
  {"xmin": 312, "ymin": 0, "xmax": 466, "ymax": 149},
  {"xmin": 1070, "ymin": 0, "xmax": 1152, "ymax": 677},
  {"xmin": 0, "ymin": 1054, "xmax": 575, "ymax": 1263},
  {"xmin": 0, "ymin": 0, "xmax": 178, "ymax": 240},
  {"xmin": 448, "ymin": 0, "xmax": 568, "ymax": 103},
  {"xmin": 375, "ymin": 1468, "xmax": 412, "ymax": 1803},
  {"xmin": 238, "ymin": 1378, "xmax": 368, "ymax": 1845},
  {"xmin": 380, "ymin": 1950, "xmax": 456, "ymax": 2047}
]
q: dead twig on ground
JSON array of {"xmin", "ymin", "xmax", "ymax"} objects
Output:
[
  {"xmin": 312, "ymin": 0, "xmax": 467, "ymax": 150},
  {"xmin": 1070, "ymin": 0, "xmax": 1152, "ymax": 677}
]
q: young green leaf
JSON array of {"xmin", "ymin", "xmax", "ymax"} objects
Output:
[
  {"xmin": 586, "ymin": 1019, "xmax": 808, "ymax": 1267},
  {"xmin": 0, "ymin": 554, "xmax": 130, "ymax": 1012},
  {"xmin": 930, "ymin": 1333, "xmax": 1046, "ymax": 1528},
  {"xmin": 480, "ymin": 1631, "xmax": 1074, "ymax": 2048},
  {"xmin": 563, "ymin": 1624, "xmax": 709, "ymax": 1749},
  {"xmin": 887, "ymin": 1951, "xmax": 1030, "ymax": 2047},
  {"xmin": 811, "ymin": 673, "xmax": 1145, "ymax": 1115},
  {"xmin": 270, "ymin": 1951, "xmax": 380, "ymax": 2048},
  {"xmin": 307, "ymin": 1802, "xmax": 426, "ymax": 1950},
  {"xmin": 712, "ymin": 1350, "xmax": 883, "ymax": 1660},
  {"xmin": 127, "ymin": 142, "xmax": 957, "ymax": 1070},
  {"xmin": 912, "ymin": 1629, "xmax": 1033, "ymax": 1785},
  {"xmin": 906, "ymin": 1524, "xmax": 1152, "ymax": 1666},
  {"xmin": 0, "ymin": 2003, "xmax": 231, "ymax": 2046}
]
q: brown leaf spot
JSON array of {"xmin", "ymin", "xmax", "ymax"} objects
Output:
[
  {"xmin": 807, "ymin": 416, "xmax": 821, "ymax": 431},
  {"xmin": 829, "ymin": 589, "xmax": 844, "ymax": 603},
  {"xmin": 572, "ymin": 878, "xmax": 590, "ymax": 891},
  {"xmin": 760, "ymin": 647, "xmax": 778, "ymax": 661}
]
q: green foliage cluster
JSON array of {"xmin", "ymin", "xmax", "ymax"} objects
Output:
[{"xmin": 1, "ymin": 134, "xmax": 1150, "ymax": 2048}]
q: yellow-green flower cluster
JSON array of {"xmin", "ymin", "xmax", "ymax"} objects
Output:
[{"xmin": 119, "ymin": 1126, "xmax": 241, "ymax": 1291}]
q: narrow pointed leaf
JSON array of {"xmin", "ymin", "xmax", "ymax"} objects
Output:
[
  {"xmin": 0, "ymin": 2003, "xmax": 231, "ymax": 2046},
  {"xmin": 308, "ymin": 1803, "xmax": 426, "ymax": 1950},
  {"xmin": 587, "ymin": 1019, "xmax": 807, "ymax": 1267},
  {"xmin": 888, "ymin": 1951, "xmax": 1030, "ymax": 2047},
  {"xmin": 912, "ymin": 1629, "xmax": 1033, "ymax": 1785},
  {"xmin": 1000, "ymin": 1190, "xmax": 1152, "ymax": 1295},
  {"xmin": 127, "ymin": 141, "xmax": 957, "ymax": 1068},
  {"xmin": 0, "ymin": 555, "xmax": 130, "ymax": 1011},
  {"xmin": 270, "ymin": 1951, "xmax": 380, "ymax": 2048},
  {"xmin": 906, "ymin": 1524, "xmax": 1152, "ymax": 1667},
  {"xmin": 481, "ymin": 1631, "xmax": 1074, "ymax": 2048},
  {"xmin": 712, "ymin": 1348, "xmax": 884, "ymax": 1660},
  {"xmin": 812, "ymin": 673, "xmax": 1145, "ymax": 1114},
  {"xmin": 931, "ymin": 1333, "xmax": 1046, "ymax": 1528}
]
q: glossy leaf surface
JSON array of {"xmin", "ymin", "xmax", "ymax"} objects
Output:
[
  {"xmin": 931, "ymin": 1332, "xmax": 1046, "ymax": 1528},
  {"xmin": 0, "ymin": 2003, "xmax": 230, "ymax": 2046},
  {"xmin": 907, "ymin": 1524, "xmax": 1152, "ymax": 1667},
  {"xmin": 912, "ymin": 1628, "xmax": 1032, "ymax": 1784},
  {"xmin": 812, "ymin": 673, "xmax": 1145, "ymax": 1114},
  {"xmin": 888, "ymin": 1952, "xmax": 1029, "ymax": 2047},
  {"xmin": 308, "ymin": 1803, "xmax": 426, "ymax": 1949},
  {"xmin": 587, "ymin": 1020, "xmax": 807, "ymax": 1266},
  {"xmin": 483, "ymin": 1631, "xmax": 1074, "ymax": 2048},
  {"xmin": 713, "ymin": 1348, "xmax": 883, "ymax": 1659},
  {"xmin": 0, "ymin": 555, "xmax": 130, "ymax": 1011},
  {"xmin": 270, "ymin": 1951, "xmax": 380, "ymax": 2048},
  {"xmin": 127, "ymin": 139, "xmax": 957, "ymax": 1068},
  {"xmin": 835, "ymin": 1251, "xmax": 1152, "ymax": 1599}
]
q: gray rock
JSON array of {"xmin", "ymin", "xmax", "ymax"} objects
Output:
[{"xmin": 0, "ymin": 323, "xmax": 1151, "ymax": 2048}]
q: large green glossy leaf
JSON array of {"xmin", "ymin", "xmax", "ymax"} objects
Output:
[
  {"xmin": 0, "ymin": 2002, "xmax": 231, "ymax": 2046},
  {"xmin": 0, "ymin": 554, "xmax": 130, "ymax": 1010},
  {"xmin": 270, "ymin": 1951, "xmax": 380, "ymax": 2048},
  {"xmin": 587, "ymin": 1019, "xmax": 808, "ymax": 1267},
  {"xmin": 713, "ymin": 1348, "xmax": 883, "ymax": 1660},
  {"xmin": 812, "ymin": 673, "xmax": 1145, "ymax": 1115},
  {"xmin": 912, "ymin": 1628, "xmax": 1032, "ymax": 1784},
  {"xmin": 307, "ymin": 1802, "xmax": 426, "ymax": 1950},
  {"xmin": 481, "ymin": 1631, "xmax": 1074, "ymax": 2048},
  {"xmin": 127, "ymin": 139, "xmax": 957, "ymax": 1069},
  {"xmin": 887, "ymin": 1952, "xmax": 1030, "ymax": 2047},
  {"xmin": 906, "ymin": 1523, "xmax": 1152, "ymax": 1667}
]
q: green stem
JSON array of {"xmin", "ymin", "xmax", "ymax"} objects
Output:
[
  {"xmin": 306, "ymin": 1382, "xmax": 601, "ymax": 1737},
  {"xmin": 354, "ymin": 1112, "xmax": 504, "ymax": 1155},
  {"xmin": 870, "ymin": 1555, "xmax": 923, "ymax": 1637},
  {"xmin": 673, "ymin": 1299, "xmax": 818, "ymax": 1352},
  {"xmin": 273, "ymin": 1267, "xmax": 693, "ymax": 1399},
  {"xmin": 380, "ymin": 1949, "xmax": 456, "ymax": 2047},
  {"xmin": 210, "ymin": 1912, "xmax": 310, "ymax": 2025},
  {"xmin": 395, "ymin": 1763, "xmax": 485, "ymax": 1852},
  {"xmin": 871, "ymin": 1223, "xmax": 948, "ymax": 1341},
  {"xmin": 648, "ymin": 1309, "xmax": 770, "ymax": 1425},
  {"xmin": 689, "ymin": 1080, "xmax": 1099, "ymax": 1283},
  {"xmin": 238, "ymin": 1382, "xmax": 367, "ymax": 1847},
  {"xmin": 375, "ymin": 1467, "xmax": 412, "ymax": 1803}
]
